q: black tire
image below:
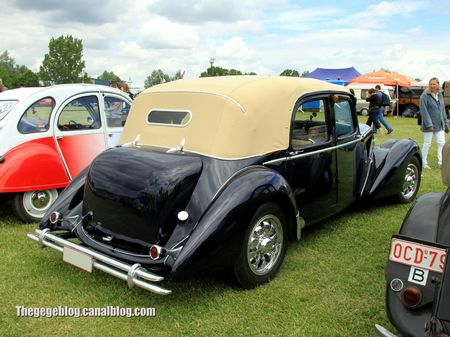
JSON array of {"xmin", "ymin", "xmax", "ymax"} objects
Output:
[
  {"xmin": 13, "ymin": 190, "xmax": 59, "ymax": 223},
  {"xmin": 396, "ymin": 156, "xmax": 421, "ymax": 203},
  {"xmin": 232, "ymin": 202, "xmax": 287, "ymax": 289}
]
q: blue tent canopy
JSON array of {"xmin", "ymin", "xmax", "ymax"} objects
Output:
[{"xmin": 304, "ymin": 67, "xmax": 361, "ymax": 85}]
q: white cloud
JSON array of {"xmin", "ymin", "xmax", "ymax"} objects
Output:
[
  {"xmin": 216, "ymin": 37, "xmax": 252, "ymax": 59},
  {"xmin": 136, "ymin": 17, "xmax": 199, "ymax": 49},
  {"xmin": 0, "ymin": 0, "xmax": 449, "ymax": 89},
  {"xmin": 147, "ymin": 0, "xmax": 255, "ymax": 24},
  {"xmin": 267, "ymin": 7, "xmax": 344, "ymax": 31},
  {"xmin": 367, "ymin": 1, "xmax": 428, "ymax": 17},
  {"xmin": 340, "ymin": 0, "xmax": 429, "ymax": 29}
]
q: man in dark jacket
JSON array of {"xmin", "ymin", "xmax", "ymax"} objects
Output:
[
  {"xmin": 366, "ymin": 88, "xmax": 381, "ymax": 133},
  {"xmin": 375, "ymin": 85, "xmax": 393, "ymax": 134}
]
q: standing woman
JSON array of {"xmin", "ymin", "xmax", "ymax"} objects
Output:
[{"xmin": 419, "ymin": 77, "xmax": 449, "ymax": 168}]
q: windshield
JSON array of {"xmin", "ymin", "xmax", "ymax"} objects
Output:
[{"xmin": 0, "ymin": 100, "xmax": 17, "ymax": 121}]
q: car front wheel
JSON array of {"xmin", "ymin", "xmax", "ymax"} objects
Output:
[
  {"xmin": 232, "ymin": 202, "xmax": 287, "ymax": 289},
  {"xmin": 13, "ymin": 189, "xmax": 59, "ymax": 223},
  {"xmin": 396, "ymin": 157, "xmax": 421, "ymax": 203}
]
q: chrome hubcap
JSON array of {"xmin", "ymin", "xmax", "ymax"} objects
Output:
[
  {"xmin": 402, "ymin": 163, "xmax": 419, "ymax": 199},
  {"xmin": 247, "ymin": 214, "xmax": 283, "ymax": 275},
  {"xmin": 23, "ymin": 189, "xmax": 58, "ymax": 218},
  {"xmin": 31, "ymin": 191, "xmax": 50, "ymax": 209}
]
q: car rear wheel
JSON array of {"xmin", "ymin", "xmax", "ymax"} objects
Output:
[
  {"xmin": 232, "ymin": 202, "xmax": 287, "ymax": 289},
  {"xmin": 396, "ymin": 157, "xmax": 420, "ymax": 203},
  {"xmin": 360, "ymin": 108, "xmax": 368, "ymax": 116},
  {"xmin": 13, "ymin": 189, "xmax": 59, "ymax": 223}
]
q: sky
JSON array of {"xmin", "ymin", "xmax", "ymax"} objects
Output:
[{"xmin": 1, "ymin": 0, "xmax": 450, "ymax": 89}]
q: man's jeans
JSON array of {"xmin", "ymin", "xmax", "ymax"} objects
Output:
[{"xmin": 373, "ymin": 106, "xmax": 393, "ymax": 132}]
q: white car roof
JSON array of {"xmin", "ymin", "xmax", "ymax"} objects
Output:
[
  {"xmin": 0, "ymin": 84, "xmax": 127, "ymax": 102},
  {"xmin": 0, "ymin": 87, "xmax": 46, "ymax": 101}
]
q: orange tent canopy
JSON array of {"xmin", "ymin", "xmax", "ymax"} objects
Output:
[{"xmin": 349, "ymin": 71, "xmax": 412, "ymax": 87}]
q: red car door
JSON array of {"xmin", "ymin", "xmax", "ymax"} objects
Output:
[{"xmin": 53, "ymin": 94, "xmax": 106, "ymax": 180}]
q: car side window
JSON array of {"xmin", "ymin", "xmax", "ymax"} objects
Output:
[
  {"xmin": 104, "ymin": 96, "xmax": 130, "ymax": 127},
  {"xmin": 58, "ymin": 95, "xmax": 101, "ymax": 131},
  {"xmin": 333, "ymin": 98, "xmax": 355, "ymax": 138},
  {"xmin": 18, "ymin": 97, "xmax": 55, "ymax": 134},
  {"xmin": 291, "ymin": 98, "xmax": 329, "ymax": 148}
]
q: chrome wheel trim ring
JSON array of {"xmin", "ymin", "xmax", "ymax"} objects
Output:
[
  {"xmin": 401, "ymin": 163, "xmax": 419, "ymax": 200},
  {"xmin": 246, "ymin": 213, "xmax": 284, "ymax": 276},
  {"xmin": 23, "ymin": 189, "xmax": 58, "ymax": 218}
]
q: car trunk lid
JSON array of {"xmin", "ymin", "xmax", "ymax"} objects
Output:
[{"xmin": 82, "ymin": 146, "xmax": 202, "ymax": 253}]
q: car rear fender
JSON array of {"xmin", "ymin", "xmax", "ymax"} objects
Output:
[
  {"xmin": 0, "ymin": 137, "xmax": 69, "ymax": 193},
  {"xmin": 399, "ymin": 192, "xmax": 443, "ymax": 241},
  {"xmin": 39, "ymin": 168, "xmax": 88, "ymax": 229},
  {"xmin": 365, "ymin": 139, "xmax": 421, "ymax": 199},
  {"xmin": 170, "ymin": 166, "xmax": 300, "ymax": 280},
  {"xmin": 385, "ymin": 193, "xmax": 444, "ymax": 335}
]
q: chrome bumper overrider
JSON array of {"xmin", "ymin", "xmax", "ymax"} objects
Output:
[
  {"xmin": 372, "ymin": 324, "xmax": 397, "ymax": 337},
  {"xmin": 27, "ymin": 228, "xmax": 172, "ymax": 295}
]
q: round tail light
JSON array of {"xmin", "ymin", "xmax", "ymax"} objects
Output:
[
  {"xmin": 401, "ymin": 287, "xmax": 422, "ymax": 308},
  {"xmin": 49, "ymin": 211, "xmax": 61, "ymax": 224},
  {"xmin": 149, "ymin": 245, "xmax": 163, "ymax": 260}
]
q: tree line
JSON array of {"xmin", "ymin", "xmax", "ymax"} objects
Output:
[{"xmin": 0, "ymin": 35, "xmax": 311, "ymax": 90}]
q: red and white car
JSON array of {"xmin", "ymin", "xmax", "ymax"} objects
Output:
[{"xmin": 0, "ymin": 84, "xmax": 132, "ymax": 222}]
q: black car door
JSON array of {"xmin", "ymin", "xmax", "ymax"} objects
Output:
[
  {"xmin": 331, "ymin": 94, "xmax": 360, "ymax": 212},
  {"xmin": 284, "ymin": 95, "xmax": 338, "ymax": 225}
]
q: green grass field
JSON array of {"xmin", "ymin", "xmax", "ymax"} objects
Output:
[{"xmin": 0, "ymin": 116, "xmax": 447, "ymax": 337}]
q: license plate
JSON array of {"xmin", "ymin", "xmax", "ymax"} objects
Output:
[
  {"xmin": 389, "ymin": 238, "xmax": 446, "ymax": 273},
  {"xmin": 63, "ymin": 246, "xmax": 93, "ymax": 273}
]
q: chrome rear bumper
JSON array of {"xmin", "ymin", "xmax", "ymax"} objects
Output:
[
  {"xmin": 27, "ymin": 228, "xmax": 172, "ymax": 295},
  {"xmin": 373, "ymin": 324, "xmax": 397, "ymax": 337}
]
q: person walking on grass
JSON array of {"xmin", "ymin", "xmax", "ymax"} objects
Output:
[
  {"xmin": 419, "ymin": 77, "xmax": 449, "ymax": 169},
  {"xmin": 374, "ymin": 85, "xmax": 393, "ymax": 134},
  {"xmin": 365, "ymin": 89, "xmax": 381, "ymax": 134}
]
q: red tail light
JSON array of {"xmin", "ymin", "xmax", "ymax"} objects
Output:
[
  {"xmin": 149, "ymin": 245, "xmax": 162, "ymax": 260},
  {"xmin": 401, "ymin": 287, "xmax": 422, "ymax": 308},
  {"xmin": 49, "ymin": 211, "xmax": 61, "ymax": 224}
]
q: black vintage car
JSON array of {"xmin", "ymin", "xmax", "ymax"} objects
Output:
[
  {"xmin": 28, "ymin": 76, "xmax": 422, "ymax": 295},
  {"xmin": 377, "ymin": 141, "xmax": 450, "ymax": 337}
]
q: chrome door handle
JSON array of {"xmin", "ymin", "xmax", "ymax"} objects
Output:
[{"xmin": 56, "ymin": 136, "xmax": 63, "ymax": 140}]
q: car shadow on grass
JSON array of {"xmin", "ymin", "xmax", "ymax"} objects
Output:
[{"xmin": 0, "ymin": 195, "xmax": 24, "ymax": 225}]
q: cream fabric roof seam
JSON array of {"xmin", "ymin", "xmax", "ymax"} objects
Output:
[{"xmin": 142, "ymin": 90, "xmax": 246, "ymax": 113}]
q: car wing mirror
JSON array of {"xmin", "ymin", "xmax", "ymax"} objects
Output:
[{"xmin": 443, "ymin": 141, "xmax": 450, "ymax": 186}]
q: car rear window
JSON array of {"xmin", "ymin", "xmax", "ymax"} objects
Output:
[
  {"xmin": 18, "ymin": 97, "xmax": 55, "ymax": 134},
  {"xmin": 147, "ymin": 110, "xmax": 191, "ymax": 126}
]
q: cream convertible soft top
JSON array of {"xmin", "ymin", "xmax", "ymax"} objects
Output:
[{"xmin": 120, "ymin": 76, "xmax": 348, "ymax": 159}]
